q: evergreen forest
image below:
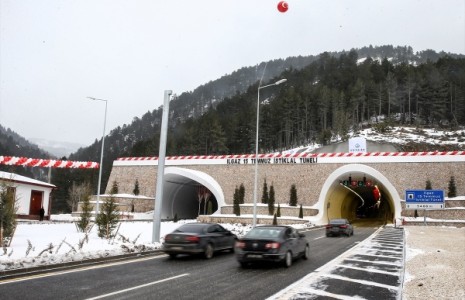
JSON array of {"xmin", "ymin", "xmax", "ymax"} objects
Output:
[{"xmin": 1, "ymin": 46, "xmax": 465, "ymax": 213}]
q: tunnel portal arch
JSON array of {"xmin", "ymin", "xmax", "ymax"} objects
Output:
[
  {"xmin": 161, "ymin": 167, "xmax": 225, "ymax": 220},
  {"xmin": 315, "ymin": 164, "xmax": 402, "ymax": 225}
]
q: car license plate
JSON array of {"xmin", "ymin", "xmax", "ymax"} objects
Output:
[
  {"xmin": 248, "ymin": 254, "xmax": 262, "ymax": 258},
  {"xmin": 171, "ymin": 247, "xmax": 183, "ymax": 250}
]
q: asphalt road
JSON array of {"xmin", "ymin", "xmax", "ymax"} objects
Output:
[{"xmin": 0, "ymin": 226, "xmax": 378, "ymax": 300}]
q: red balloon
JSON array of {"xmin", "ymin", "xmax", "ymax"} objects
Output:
[{"xmin": 277, "ymin": 1, "xmax": 288, "ymax": 13}]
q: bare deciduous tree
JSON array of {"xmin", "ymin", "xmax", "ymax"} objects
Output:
[{"xmin": 68, "ymin": 182, "xmax": 92, "ymax": 212}]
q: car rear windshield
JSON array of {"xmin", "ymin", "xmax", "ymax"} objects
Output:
[
  {"xmin": 176, "ymin": 224, "xmax": 206, "ymax": 233},
  {"xmin": 245, "ymin": 228, "xmax": 282, "ymax": 238},
  {"xmin": 330, "ymin": 219, "xmax": 346, "ymax": 225}
]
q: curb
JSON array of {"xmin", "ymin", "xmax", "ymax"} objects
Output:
[{"xmin": 0, "ymin": 250, "xmax": 163, "ymax": 280}]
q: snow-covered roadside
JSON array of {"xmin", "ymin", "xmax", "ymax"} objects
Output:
[
  {"xmin": 402, "ymin": 226, "xmax": 465, "ymax": 300},
  {"xmin": 0, "ymin": 215, "xmax": 310, "ymax": 272}
]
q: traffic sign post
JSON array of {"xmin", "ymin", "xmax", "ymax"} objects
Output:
[
  {"xmin": 405, "ymin": 190, "xmax": 445, "ymax": 209},
  {"xmin": 405, "ymin": 190, "xmax": 445, "ymax": 225}
]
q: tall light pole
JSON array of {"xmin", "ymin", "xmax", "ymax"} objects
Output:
[
  {"xmin": 87, "ymin": 97, "xmax": 108, "ymax": 216},
  {"xmin": 252, "ymin": 78, "xmax": 287, "ymax": 227},
  {"xmin": 152, "ymin": 90, "xmax": 173, "ymax": 243}
]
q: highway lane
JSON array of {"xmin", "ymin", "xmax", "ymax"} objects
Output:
[{"xmin": 0, "ymin": 226, "xmax": 378, "ymax": 300}]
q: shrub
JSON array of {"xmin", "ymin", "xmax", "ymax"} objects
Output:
[
  {"xmin": 233, "ymin": 186, "xmax": 241, "ymax": 216},
  {"xmin": 261, "ymin": 179, "xmax": 269, "ymax": 204},
  {"xmin": 239, "ymin": 183, "xmax": 245, "ymax": 204},
  {"xmin": 289, "ymin": 184, "xmax": 298, "ymax": 206},
  {"xmin": 77, "ymin": 195, "xmax": 93, "ymax": 232},
  {"xmin": 272, "ymin": 213, "xmax": 278, "ymax": 225},
  {"xmin": 448, "ymin": 176, "xmax": 457, "ymax": 198},
  {"xmin": 268, "ymin": 184, "xmax": 275, "ymax": 216},
  {"xmin": 133, "ymin": 179, "xmax": 140, "ymax": 196},
  {"xmin": 96, "ymin": 196, "xmax": 119, "ymax": 239}
]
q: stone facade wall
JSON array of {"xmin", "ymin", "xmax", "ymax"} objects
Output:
[
  {"xmin": 76, "ymin": 195, "xmax": 155, "ymax": 213},
  {"xmin": 401, "ymin": 202, "xmax": 465, "ymax": 220},
  {"xmin": 197, "ymin": 215, "xmax": 309, "ymax": 225},
  {"xmin": 220, "ymin": 205, "xmax": 318, "ymax": 217},
  {"xmin": 107, "ymin": 162, "xmax": 465, "ymax": 208}
]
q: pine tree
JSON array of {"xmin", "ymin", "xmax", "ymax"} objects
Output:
[
  {"xmin": 272, "ymin": 213, "xmax": 278, "ymax": 225},
  {"xmin": 289, "ymin": 184, "xmax": 298, "ymax": 206},
  {"xmin": 77, "ymin": 195, "xmax": 92, "ymax": 232},
  {"xmin": 239, "ymin": 183, "xmax": 245, "ymax": 204},
  {"xmin": 233, "ymin": 187, "xmax": 241, "ymax": 216},
  {"xmin": 277, "ymin": 203, "xmax": 281, "ymax": 217},
  {"xmin": 0, "ymin": 182, "xmax": 18, "ymax": 245},
  {"xmin": 96, "ymin": 196, "xmax": 119, "ymax": 239},
  {"xmin": 261, "ymin": 179, "xmax": 269, "ymax": 204},
  {"xmin": 173, "ymin": 213, "xmax": 178, "ymax": 222},
  {"xmin": 110, "ymin": 181, "xmax": 119, "ymax": 194},
  {"xmin": 268, "ymin": 184, "xmax": 275, "ymax": 216},
  {"xmin": 425, "ymin": 180, "xmax": 432, "ymax": 190},
  {"xmin": 133, "ymin": 179, "xmax": 140, "ymax": 196},
  {"xmin": 299, "ymin": 204, "xmax": 304, "ymax": 219},
  {"xmin": 448, "ymin": 176, "xmax": 457, "ymax": 198}
]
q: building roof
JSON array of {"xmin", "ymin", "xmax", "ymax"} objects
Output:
[{"xmin": 0, "ymin": 171, "xmax": 56, "ymax": 189}]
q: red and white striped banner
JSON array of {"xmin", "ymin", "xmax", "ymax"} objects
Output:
[
  {"xmin": 117, "ymin": 151, "xmax": 465, "ymax": 161},
  {"xmin": 0, "ymin": 156, "xmax": 99, "ymax": 168}
]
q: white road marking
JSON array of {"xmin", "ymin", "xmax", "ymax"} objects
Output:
[
  {"xmin": 321, "ymin": 273, "xmax": 397, "ymax": 290},
  {"xmin": 0, "ymin": 255, "xmax": 167, "ymax": 284},
  {"xmin": 85, "ymin": 273, "xmax": 190, "ymax": 300}
]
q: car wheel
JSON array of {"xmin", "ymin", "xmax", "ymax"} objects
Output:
[
  {"xmin": 168, "ymin": 253, "xmax": 177, "ymax": 259},
  {"xmin": 303, "ymin": 244, "xmax": 310, "ymax": 260},
  {"xmin": 326, "ymin": 233, "xmax": 330, "ymax": 237},
  {"xmin": 283, "ymin": 251, "xmax": 292, "ymax": 268},
  {"xmin": 239, "ymin": 261, "xmax": 249, "ymax": 268},
  {"xmin": 204, "ymin": 243, "xmax": 214, "ymax": 259}
]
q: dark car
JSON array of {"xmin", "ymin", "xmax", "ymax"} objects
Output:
[
  {"xmin": 162, "ymin": 223, "xmax": 236, "ymax": 259},
  {"xmin": 325, "ymin": 218, "xmax": 354, "ymax": 237},
  {"xmin": 235, "ymin": 225, "xmax": 309, "ymax": 268}
]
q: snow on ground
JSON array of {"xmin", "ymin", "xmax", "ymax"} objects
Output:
[
  {"xmin": 279, "ymin": 126, "xmax": 465, "ymax": 155},
  {"xmin": 0, "ymin": 214, "xmax": 312, "ymax": 272}
]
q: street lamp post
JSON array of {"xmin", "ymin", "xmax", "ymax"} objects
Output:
[
  {"xmin": 87, "ymin": 97, "xmax": 108, "ymax": 216},
  {"xmin": 252, "ymin": 79, "xmax": 287, "ymax": 227},
  {"xmin": 152, "ymin": 90, "xmax": 173, "ymax": 243}
]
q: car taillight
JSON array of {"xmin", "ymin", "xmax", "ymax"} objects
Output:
[
  {"xmin": 186, "ymin": 236, "xmax": 200, "ymax": 243},
  {"xmin": 164, "ymin": 235, "xmax": 172, "ymax": 241},
  {"xmin": 235, "ymin": 241, "xmax": 245, "ymax": 248},
  {"xmin": 265, "ymin": 242, "xmax": 280, "ymax": 249},
  {"xmin": 326, "ymin": 225, "xmax": 332, "ymax": 228},
  {"xmin": 339, "ymin": 225, "xmax": 348, "ymax": 229}
]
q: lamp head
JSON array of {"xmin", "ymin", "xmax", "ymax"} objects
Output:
[{"xmin": 274, "ymin": 79, "xmax": 287, "ymax": 85}]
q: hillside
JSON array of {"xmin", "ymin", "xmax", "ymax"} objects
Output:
[
  {"xmin": 0, "ymin": 125, "xmax": 53, "ymax": 180},
  {"xmin": 2, "ymin": 45, "xmax": 464, "ymax": 213}
]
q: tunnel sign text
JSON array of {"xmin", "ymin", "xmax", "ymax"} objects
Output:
[
  {"xmin": 226, "ymin": 157, "xmax": 318, "ymax": 165},
  {"xmin": 405, "ymin": 189, "xmax": 445, "ymax": 209}
]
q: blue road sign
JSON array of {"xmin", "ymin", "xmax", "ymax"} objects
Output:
[{"xmin": 405, "ymin": 190, "xmax": 445, "ymax": 209}]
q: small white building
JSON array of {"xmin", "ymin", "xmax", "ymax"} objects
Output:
[{"xmin": 0, "ymin": 171, "xmax": 56, "ymax": 220}]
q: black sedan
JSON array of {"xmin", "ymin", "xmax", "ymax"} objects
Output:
[
  {"xmin": 235, "ymin": 225, "xmax": 309, "ymax": 268},
  {"xmin": 325, "ymin": 218, "xmax": 354, "ymax": 237},
  {"xmin": 162, "ymin": 223, "xmax": 237, "ymax": 259}
]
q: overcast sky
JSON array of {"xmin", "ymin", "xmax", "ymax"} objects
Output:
[{"xmin": 1, "ymin": 0, "xmax": 464, "ymax": 146}]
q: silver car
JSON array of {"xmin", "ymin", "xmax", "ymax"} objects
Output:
[{"xmin": 326, "ymin": 219, "xmax": 354, "ymax": 237}]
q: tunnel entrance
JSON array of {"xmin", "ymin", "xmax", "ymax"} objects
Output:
[
  {"xmin": 340, "ymin": 184, "xmax": 394, "ymax": 226},
  {"xmin": 317, "ymin": 164, "xmax": 401, "ymax": 226},
  {"xmin": 160, "ymin": 167, "xmax": 225, "ymax": 220}
]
